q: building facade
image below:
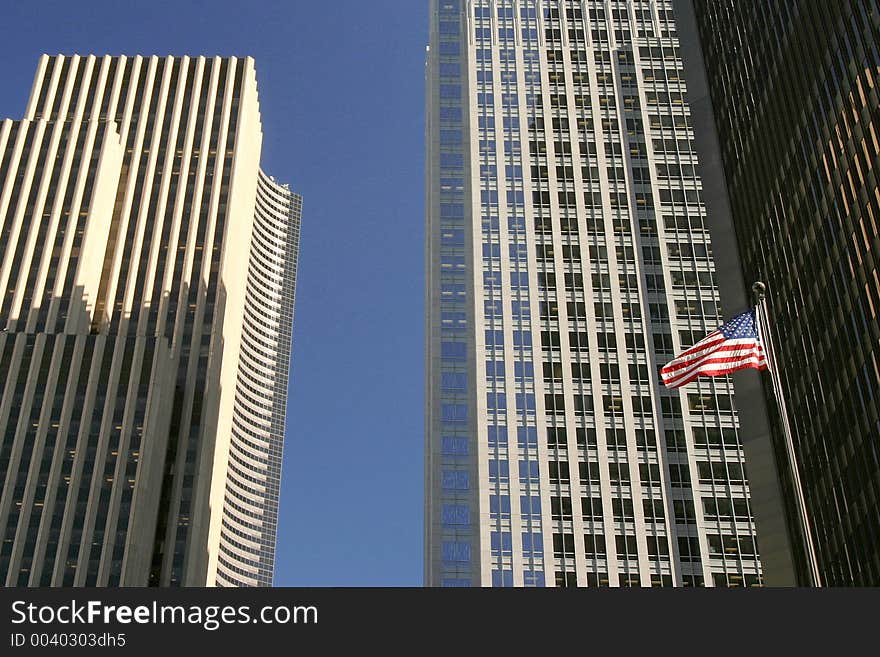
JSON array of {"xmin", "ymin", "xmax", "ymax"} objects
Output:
[
  {"xmin": 0, "ymin": 54, "xmax": 301, "ymax": 587},
  {"xmin": 426, "ymin": 0, "xmax": 767, "ymax": 587},
  {"xmin": 687, "ymin": 0, "xmax": 880, "ymax": 585}
]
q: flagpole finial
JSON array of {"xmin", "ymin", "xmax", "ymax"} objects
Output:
[{"xmin": 752, "ymin": 281, "xmax": 766, "ymax": 303}]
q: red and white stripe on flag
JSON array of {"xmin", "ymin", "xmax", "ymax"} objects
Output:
[{"xmin": 661, "ymin": 310, "xmax": 768, "ymax": 388}]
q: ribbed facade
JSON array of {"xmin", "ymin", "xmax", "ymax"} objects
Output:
[
  {"xmin": 216, "ymin": 171, "xmax": 301, "ymax": 587},
  {"xmin": 426, "ymin": 0, "xmax": 765, "ymax": 587},
  {"xmin": 0, "ymin": 54, "xmax": 300, "ymax": 587},
  {"xmin": 689, "ymin": 0, "xmax": 880, "ymax": 585}
]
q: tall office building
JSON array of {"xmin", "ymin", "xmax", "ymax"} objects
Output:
[
  {"xmin": 0, "ymin": 54, "xmax": 301, "ymax": 587},
  {"xmin": 681, "ymin": 0, "xmax": 880, "ymax": 585},
  {"xmin": 426, "ymin": 0, "xmax": 769, "ymax": 587}
]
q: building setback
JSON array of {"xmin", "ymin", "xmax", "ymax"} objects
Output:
[
  {"xmin": 684, "ymin": 0, "xmax": 880, "ymax": 585},
  {"xmin": 0, "ymin": 54, "xmax": 301, "ymax": 587},
  {"xmin": 426, "ymin": 0, "xmax": 770, "ymax": 587}
]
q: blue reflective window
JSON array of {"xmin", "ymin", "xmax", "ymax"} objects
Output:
[
  {"xmin": 517, "ymin": 426, "xmax": 538, "ymax": 448},
  {"xmin": 441, "ymin": 311, "xmax": 466, "ymax": 328},
  {"xmin": 509, "ymin": 243, "xmax": 528, "ymax": 261},
  {"xmin": 441, "ymin": 341, "xmax": 466, "ymax": 360},
  {"xmin": 508, "ymin": 216, "xmax": 526, "ymax": 233},
  {"xmin": 486, "ymin": 391, "xmax": 506, "ymax": 410},
  {"xmin": 523, "ymin": 571, "xmax": 545, "ymax": 587},
  {"xmin": 440, "ymin": 228, "xmax": 465, "ymax": 246},
  {"xmin": 484, "ymin": 299, "xmax": 503, "ymax": 318},
  {"xmin": 482, "ymin": 243, "xmax": 501, "ymax": 259},
  {"xmin": 519, "ymin": 460, "xmax": 540, "ymax": 481},
  {"xmin": 490, "ymin": 531, "xmax": 513, "ymax": 555},
  {"xmin": 485, "ymin": 329, "xmax": 504, "ymax": 347},
  {"xmin": 441, "ymin": 504, "xmax": 470, "ymax": 526},
  {"xmin": 439, "ymin": 21, "xmax": 460, "ymax": 35},
  {"xmin": 491, "ymin": 570, "xmax": 514, "ymax": 587},
  {"xmin": 442, "ymin": 578, "xmax": 471, "ymax": 587},
  {"xmin": 481, "ymin": 190, "xmax": 499, "ymax": 204},
  {"xmin": 442, "ymin": 541, "xmax": 471, "ymax": 563},
  {"xmin": 439, "ymin": 42, "xmax": 461, "ymax": 56},
  {"xmin": 441, "ymin": 436, "xmax": 469, "ymax": 455},
  {"xmin": 515, "ymin": 393, "xmax": 536, "ymax": 411},
  {"xmin": 439, "ymin": 130, "xmax": 462, "ymax": 144},
  {"xmin": 510, "ymin": 272, "xmax": 529, "ymax": 288},
  {"xmin": 440, "ymin": 202, "xmax": 464, "ymax": 217},
  {"xmin": 441, "ymin": 470, "xmax": 470, "ymax": 490},
  {"xmin": 440, "ymin": 153, "xmax": 464, "ymax": 168},
  {"xmin": 439, "ymin": 63, "xmax": 460, "ymax": 77},
  {"xmin": 506, "ymin": 190, "xmax": 525, "ymax": 206},
  {"xmin": 513, "ymin": 361, "xmax": 534, "ymax": 380},
  {"xmin": 485, "ymin": 360, "xmax": 505, "ymax": 378},
  {"xmin": 439, "ymin": 107, "xmax": 462, "ymax": 121},
  {"xmin": 520, "ymin": 495, "xmax": 541, "ymax": 516},
  {"xmin": 441, "ymin": 372, "xmax": 467, "ymax": 391},
  {"xmin": 441, "ymin": 283, "xmax": 466, "ymax": 298},
  {"xmin": 483, "ymin": 271, "xmax": 502, "ymax": 289},
  {"xmin": 489, "ymin": 494, "xmax": 511, "ymax": 516},
  {"xmin": 440, "ymin": 254, "xmax": 465, "ymax": 269},
  {"xmin": 499, "ymin": 48, "xmax": 516, "ymax": 62},
  {"xmin": 513, "ymin": 330, "xmax": 532, "ymax": 347},
  {"xmin": 522, "ymin": 532, "xmax": 544, "ymax": 555},
  {"xmin": 480, "ymin": 163, "xmax": 497, "ymax": 178},
  {"xmin": 511, "ymin": 300, "xmax": 530, "ymax": 318},
  {"xmin": 442, "ymin": 403, "xmax": 468, "ymax": 423},
  {"xmin": 488, "ymin": 459, "xmax": 510, "ymax": 481},
  {"xmin": 487, "ymin": 425, "xmax": 508, "ymax": 447}
]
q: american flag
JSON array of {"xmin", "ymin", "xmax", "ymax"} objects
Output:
[{"xmin": 661, "ymin": 309, "xmax": 768, "ymax": 388}]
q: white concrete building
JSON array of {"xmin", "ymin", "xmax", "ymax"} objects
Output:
[
  {"xmin": 0, "ymin": 55, "xmax": 301, "ymax": 587},
  {"xmin": 426, "ymin": 0, "xmax": 764, "ymax": 587}
]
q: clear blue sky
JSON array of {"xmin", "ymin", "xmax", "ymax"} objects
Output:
[{"xmin": 0, "ymin": 0, "xmax": 428, "ymax": 586}]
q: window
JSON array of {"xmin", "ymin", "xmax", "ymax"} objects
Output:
[
  {"xmin": 615, "ymin": 535, "xmax": 638, "ymax": 557},
  {"xmin": 549, "ymin": 461, "xmax": 570, "ymax": 483},
  {"xmin": 582, "ymin": 497, "xmax": 603, "ymax": 520},
  {"xmin": 609, "ymin": 462, "xmax": 630, "ymax": 484},
  {"xmin": 547, "ymin": 427, "xmax": 567, "ymax": 448},
  {"xmin": 551, "ymin": 496, "xmax": 573, "ymax": 520},
  {"xmin": 584, "ymin": 534, "xmax": 606, "ymax": 556},
  {"xmin": 612, "ymin": 497, "xmax": 634, "ymax": 521},
  {"xmin": 553, "ymin": 533, "xmax": 576, "ymax": 558}
]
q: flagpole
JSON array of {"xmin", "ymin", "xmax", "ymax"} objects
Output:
[{"xmin": 751, "ymin": 281, "xmax": 822, "ymax": 587}]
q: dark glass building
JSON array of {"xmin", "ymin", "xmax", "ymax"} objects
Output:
[{"xmin": 681, "ymin": 1, "xmax": 880, "ymax": 585}]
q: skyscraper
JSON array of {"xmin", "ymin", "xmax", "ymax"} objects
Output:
[
  {"xmin": 682, "ymin": 0, "xmax": 880, "ymax": 585},
  {"xmin": 0, "ymin": 54, "xmax": 301, "ymax": 587},
  {"xmin": 426, "ymin": 0, "xmax": 768, "ymax": 587}
]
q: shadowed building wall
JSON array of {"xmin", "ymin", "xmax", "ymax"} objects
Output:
[
  {"xmin": 685, "ymin": 1, "xmax": 880, "ymax": 585},
  {"xmin": 0, "ymin": 55, "xmax": 301, "ymax": 587}
]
